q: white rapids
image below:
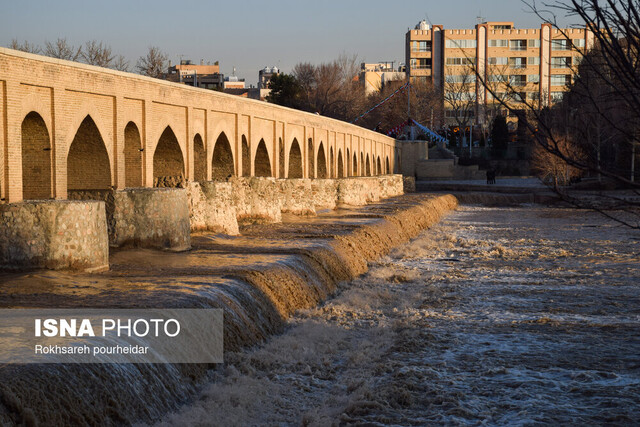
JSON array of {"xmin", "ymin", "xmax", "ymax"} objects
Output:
[{"xmin": 155, "ymin": 205, "xmax": 640, "ymax": 426}]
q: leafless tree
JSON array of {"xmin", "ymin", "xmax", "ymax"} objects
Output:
[
  {"xmin": 470, "ymin": 1, "xmax": 640, "ymax": 227},
  {"xmin": 80, "ymin": 40, "xmax": 114, "ymax": 67},
  {"xmin": 9, "ymin": 39, "xmax": 41, "ymax": 54},
  {"xmin": 443, "ymin": 64, "xmax": 477, "ymax": 135},
  {"xmin": 136, "ymin": 46, "xmax": 168, "ymax": 79},
  {"xmin": 44, "ymin": 38, "xmax": 80, "ymax": 61},
  {"xmin": 112, "ymin": 55, "xmax": 130, "ymax": 72}
]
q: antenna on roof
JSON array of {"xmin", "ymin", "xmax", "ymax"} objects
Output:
[
  {"xmin": 477, "ymin": 11, "xmax": 485, "ymax": 25},
  {"xmin": 425, "ymin": 13, "xmax": 433, "ymax": 26}
]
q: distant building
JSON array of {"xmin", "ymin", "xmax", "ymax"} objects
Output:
[
  {"xmin": 405, "ymin": 20, "xmax": 594, "ymax": 125},
  {"xmin": 166, "ymin": 59, "xmax": 224, "ymax": 90},
  {"xmin": 258, "ymin": 66, "xmax": 280, "ymax": 89},
  {"xmin": 359, "ymin": 62, "xmax": 406, "ymax": 95},
  {"xmin": 223, "ymin": 75, "xmax": 246, "ymax": 89}
]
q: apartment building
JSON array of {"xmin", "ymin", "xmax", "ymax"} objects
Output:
[{"xmin": 405, "ymin": 20, "xmax": 594, "ymax": 125}]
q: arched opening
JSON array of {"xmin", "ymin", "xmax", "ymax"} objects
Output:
[
  {"xmin": 153, "ymin": 126, "xmax": 184, "ymax": 185},
  {"xmin": 330, "ymin": 147, "xmax": 334, "ymax": 178},
  {"xmin": 21, "ymin": 112, "xmax": 52, "ymax": 199},
  {"xmin": 376, "ymin": 156, "xmax": 381, "ymax": 176},
  {"xmin": 211, "ymin": 132, "xmax": 235, "ymax": 180},
  {"xmin": 337, "ymin": 149, "xmax": 344, "ymax": 178},
  {"xmin": 353, "ymin": 153, "xmax": 358, "ymax": 177},
  {"xmin": 361, "ymin": 153, "xmax": 365, "ymax": 176},
  {"xmin": 366, "ymin": 154, "xmax": 371, "ymax": 176},
  {"xmin": 68, "ymin": 115, "xmax": 111, "ymax": 191},
  {"xmin": 346, "ymin": 148, "xmax": 351, "ymax": 176},
  {"xmin": 307, "ymin": 138, "xmax": 314, "ymax": 178},
  {"xmin": 242, "ymin": 135, "xmax": 250, "ymax": 177},
  {"xmin": 278, "ymin": 137, "xmax": 285, "ymax": 178},
  {"xmin": 386, "ymin": 156, "xmax": 390, "ymax": 174},
  {"xmin": 288, "ymin": 138, "xmax": 303, "ymax": 178},
  {"xmin": 124, "ymin": 122, "xmax": 142, "ymax": 187},
  {"xmin": 193, "ymin": 134, "xmax": 206, "ymax": 182},
  {"xmin": 317, "ymin": 142, "xmax": 327, "ymax": 178},
  {"xmin": 254, "ymin": 139, "xmax": 271, "ymax": 177}
]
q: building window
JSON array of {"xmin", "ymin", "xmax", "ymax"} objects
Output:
[
  {"xmin": 528, "ymin": 74, "xmax": 540, "ymax": 83},
  {"xmin": 550, "ymin": 74, "xmax": 571, "ymax": 86},
  {"xmin": 488, "ymin": 57, "xmax": 508, "ymax": 65},
  {"xmin": 551, "ymin": 91, "xmax": 565, "ymax": 102},
  {"xmin": 510, "ymin": 40, "xmax": 527, "ymax": 51},
  {"xmin": 445, "ymin": 74, "xmax": 476, "ymax": 83},
  {"xmin": 488, "ymin": 74, "xmax": 508, "ymax": 83},
  {"xmin": 573, "ymin": 38, "xmax": 585, "ymax": 48},
  {"xmin": 446, "ymin": 57, "xmax": 475, "ymax": 66},
  {"xmin": 528, "ymin": 56, "xmax": 540, "ymax": 66},
  {"xmin": 529, "ymin": 39, "xmax": 541, "ymax": 48},
  {"xmin": 509, "ymin": 57, "xmax": 527, "ymax": 69},
  {"xmin": 446, "ymin": 39, "xmax": 477, "ymax": 48},
  {"xmin": 412, "ymin": 58, "xmax": 432, "ymax": 69},
  {"xmin": 552, "ymin": 39, "xmax": 570, "ymax": 50},
  {"xmin": 413, "ymin": 41, "xmax": 432, "ymax": 52},
  {"xmin": 509, "ymin": 75, "xmax": 527, "ymax": 86},
  {"xmin": 551, "ymin": 57, "xmax": 572, "ymax": 68},
  {"xmin": 488, "ymin": 39, "xmax": 509, "ymax": 47},
  {"xmin": 527, "ymin": 91, "xmax": 540, "ymax": 101}
]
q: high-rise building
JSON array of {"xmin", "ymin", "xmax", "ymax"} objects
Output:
[{"xmin": 405, "ymin": 20, "xmax": 594, "ymax": 125}]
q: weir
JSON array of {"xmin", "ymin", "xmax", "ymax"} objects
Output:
[{"xmin": 0, "ymin": 193, "xmax": 457, "ymax": 425}]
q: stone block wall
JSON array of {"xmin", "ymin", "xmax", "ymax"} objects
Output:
[
  {"xmin": 278, "ymin": 179, "xmax": 316, "ymax": 215},
  {"xmin": 0, "ymin": 200, "xmax": 108, "ymax": 271},
  {"xmin": 231, "ymin": 177, "xmax": 282, "ymax": 225},
  {"xmin": 111, "ymin": 188, "xmax": 191, "ymax": 251},
  {"xmin": 186, "ymin": 182, "xmax": 239, "ymax": 235}
]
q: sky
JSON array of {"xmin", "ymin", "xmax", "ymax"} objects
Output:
[{"xmin": 1, "ymin": 0, "xmax": 582, "ymax": 84}]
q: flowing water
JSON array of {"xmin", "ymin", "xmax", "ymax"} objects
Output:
[{"xmin": 156, "ymin": 205, "xmax": 640, "ymax": 426}]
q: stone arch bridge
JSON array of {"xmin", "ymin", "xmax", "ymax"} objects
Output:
[
  {"xmin": 0, "ymin": 48, "xmax": 400, "ymax": 204},
  {"xmin": 0, "ymin": 48, "xmax": 406, "ymax": 271}
]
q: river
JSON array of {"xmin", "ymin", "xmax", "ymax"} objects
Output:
[{"xmin": 155, "ymin": 205, "xmax": 640, "ymax": 425}]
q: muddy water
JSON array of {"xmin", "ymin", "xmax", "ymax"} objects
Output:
[
  {"xmin": 155, "ymin": 205, "xmax": 640, "ymax": 425},
  {"xmin": 0, "ymin": 195, "xmax": 456, "ymax": 425}
]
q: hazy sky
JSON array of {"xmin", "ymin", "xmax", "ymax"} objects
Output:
[{"xmin": 2, "ymin": 0, "xmax": 581, "ymax": 84}]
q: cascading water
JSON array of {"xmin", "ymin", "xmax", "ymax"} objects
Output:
[{"xmin": 0, "ymin": 195, "xmax": 457, "ymax": 425}]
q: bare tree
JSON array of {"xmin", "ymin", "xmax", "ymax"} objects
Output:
[
  {"xmin": 112, "ymin": 55, "xmax": 130, "ymax": 72},
  {"xmin": 44, "ymin": 38, "xmax": 80, "ymax": 61},
  {"xmin": 9, "ymin": 39, "xmax": 41, "ymax": 54},
  {"xmin": 473, "ymin": 0, "xmax": 640, "ymax": 228},
  {"xmin": 80, "ymin": 40, "xmax": 114, "ymax": 67},
  {"xmin": 136, "ymin": 46, "xmax": 168, "ymax": 78},
  {"xmin": 443, "ymin": 64, "xmax": 477, "ymax": 135}
]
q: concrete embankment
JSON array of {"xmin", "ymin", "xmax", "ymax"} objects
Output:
[{"xmin": 0, "ymin": 193, "xmax": 456, "ymax": 426}]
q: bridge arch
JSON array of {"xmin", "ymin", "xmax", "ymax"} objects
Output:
[
  {"xmin": 346, "ymin": 148, "xmax": 351, "ymax": 176},
  {"xmin": 67, "ymin": 115, "xmax": 112, "ymax": 191},
  {"xmin": 21, "ymin": 111, "xmax": 52, "ymax": 199},
  {"xmin": 329, "ymin": 146, "xmax": 334, "ymax": 178},
  {"xmin": 254, "ymin": 139, "xmax": 271, "ymax": 177},
  {"xmin": 307, "ymin": 138, "xmax": 314, "ymax": 178},
  {"xmin": 153, "ymin": 126, "xmax": 185, "ymax": 184},
  {"xmin": 317, "ymin": 142, "xmax": 327, "ymax": 179},
  {"xmin": 211, "ymin": 132, "xmax": 234, "ymax": 179},
  {"xmin": 278, "ymin": 137, "xmax": 285, "ymax": 178},
  {"xmin": 353, "ymin": 152, "xmax": 358, "ymax": 177},
  {"xmin": 124, "ymin": 122, "xmax": 143, "ymax": 187},
  {"xmin": 288, "ymin": 138, "xmax": 303, "ymax": 178},
  {"xmin": 337, "ymin": 149, "xmax": 344, "ymax": 178},
  {"xmin": 241, "ymin": 135, "xmax": 250, "ymax": 177},
  {"xmin": 386, "ymin": 156, "xmax": 390, "ymax": 174},
  {"xmin": 193, "ymin": 133, "xmax": 206, "ymax": 182},
  {"xmin": 377, "ymin": 156, "xmax": 381, "ymax": 176},
  {"xmin": 365, "ymin": 154, "xmax": 371, "ymax": 176},
  {"xmin": 360, "ymin": 153, "xmax": 365, "ymax": 176}
]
